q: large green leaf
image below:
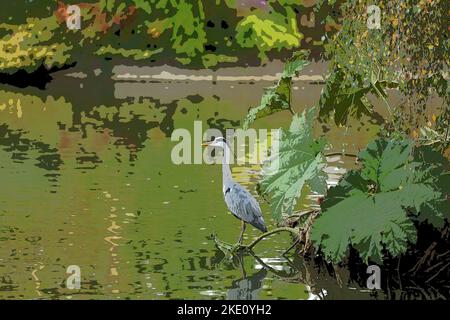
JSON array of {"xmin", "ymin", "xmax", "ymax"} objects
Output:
[
  {"xmin": 311, "ymin": 138, "xmax": 449, "ymax": 263},
  {"xmin": 282, "ymin": 54, "xmax": 309, "ymax": 78},
  {"xmin": 242, "ymin": 52, "xmax": 309, "ymax": 129},
  {"xmin": 242, "ymin": 83, "xmax": 290, "ymax": 130},
  {"xmin": 260, "ymin": 107, "xmax": 327, "ymax": 220},
  {"xmin": 318, "ymin": 70, "xmax": 373, "ymax": 126},
  {"xmin": 318, "ymin": 68, "xmax": 398, "ymax": 126}
]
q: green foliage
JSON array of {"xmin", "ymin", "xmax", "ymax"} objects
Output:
[
  {"xmin": 319, "ymin": 63, "xmax": 397, "ymax": 126},
  {"xmin": 235, "ymin": 11, "xmax": 301, "ymax": 60},
  {"xmin": 318, "ymin": 16, "xmax": 399, "ymax": 126},
  {"xmin": 418, "ymin": 105, "xmax": 450, "ymax": 154},
  {"xmin": 0, "ymin": 0, "xmax": 310, "ymax": 72},
  {"xmin": 132, "ymin": 0, "xmax": 152, "ymax": 13},
  {"xmin": 311, "ymin": 138, "xmax": 450, "ymax": 263},
  {"xmin": 166, "ymin": 0, "xmax": 207, "ymax": 58},
  {"xmin": 242, "ymin": 52, "xmax": 309, "ymax": 129},
  {"xmin": 95, "ymin": 46, "xmax": 163, "ymax": 60},
  {"xmin": 0, "ymin": 17, "xmax": 72, "ymax": 74},
  {"xmin": 281, "ymin": 54, "xmax": 309, "ymax": 78},
  {"xmin": 318, "ymin": 0, "xmax": 448, "ymax": 135},
  {"xmin": 260, "ymin": 107, "xmax": 327, "ymax": 221},
  {"xmin": 201, "ymin": 54, "xmax": 238, "ymax": 68}
]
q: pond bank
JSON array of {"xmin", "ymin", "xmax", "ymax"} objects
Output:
[
  {"xmin": 1, "ymin": 59, "xmax": 327, "ymax": 90},
  {"xmin": 58, "ymin": 60, "xmax": 328, "ymax": 84}
]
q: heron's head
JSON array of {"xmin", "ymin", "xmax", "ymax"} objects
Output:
[{"xmin": 202, "ymin": 136, "xmax": 228, "ymax": 149}]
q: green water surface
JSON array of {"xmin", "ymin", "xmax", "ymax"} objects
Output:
[{"xmin": 0, "ymin": 75, "xmax": 380, "ymax": 300}]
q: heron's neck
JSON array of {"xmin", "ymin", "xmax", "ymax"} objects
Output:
[{"xmin": 222, "ymin": 144, "xmax": 233, "ymax": 187}]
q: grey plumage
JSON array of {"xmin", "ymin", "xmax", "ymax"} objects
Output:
[
  {"xmin": 205, "ymin": 137, "xmax": 267, "ymax": 242},
  {"xmin": 224, "ymin": 183, "xmax": 267, "ymax": 233}
]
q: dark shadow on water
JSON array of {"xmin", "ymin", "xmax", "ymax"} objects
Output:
[
  {"xmin": 0, "ymin": 63, "xmax": 76, "ymax": 90},
  {"xmin": 0, "ymin": 123, "xmax": 63, "ymax": 172}
]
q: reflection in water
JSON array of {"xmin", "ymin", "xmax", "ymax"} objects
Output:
[
  {"xmin": 104, "ymin": 191, "xmax": 123, "ymax": 295},
  {"xmin": 31, "ymin": 262, "xmax": 45, "ymax": 297},
  {"xmin": 0, "ymin": 78, "xmax": 380, "ymax": 300},
  {"xmin": 227, "ymin": 268, "xmax": 267, "ymax": 300},
  {"xmin": 0, "ymin": 123, "xmax": 63, "ymax": 171}
]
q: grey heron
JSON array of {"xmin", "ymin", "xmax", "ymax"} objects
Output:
[{"xmin": 202, "ymin": 137, "xmax": 267, "ymax": 244}]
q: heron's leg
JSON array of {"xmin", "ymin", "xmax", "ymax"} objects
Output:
[{"xmin": 238, "ymin": 221, "xmax": 246, "ymax": 244}]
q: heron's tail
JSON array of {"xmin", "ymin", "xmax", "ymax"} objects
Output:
[{"xmin": 252, "ymin": 217, "xmax": 267, "ymax": 233}]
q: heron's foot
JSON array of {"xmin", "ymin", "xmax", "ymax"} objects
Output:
[{"xmin": 212, "ymin": 233, "xmax": 248, "ymax": 256}]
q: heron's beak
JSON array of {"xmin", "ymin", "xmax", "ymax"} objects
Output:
[{"xmin": 201, "ymin": 142, "xmax": 211, "ymax": 147}]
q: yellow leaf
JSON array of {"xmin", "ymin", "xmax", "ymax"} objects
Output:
[{"xmin": 392, "ymin": 18, "xmax": 398, "ymax": 27}]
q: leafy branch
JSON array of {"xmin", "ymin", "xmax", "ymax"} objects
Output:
[
  {"xmin": 311, "ymin": 137, "xmax": 449, "ymax": 263},
  {"xmin": 260, "ymin": 107, "xmax": 327, "ymax": 221},
  {"xmin": 242, "ymin": 51, "xmax": 309, "ymax": 129}
]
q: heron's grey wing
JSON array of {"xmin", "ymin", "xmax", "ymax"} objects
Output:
[{"xmin": 224, "ymin": 183, "xmax": 267, "ymax": 232}]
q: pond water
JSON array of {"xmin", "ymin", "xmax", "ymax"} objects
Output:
[{"xmin": 0, "ymin": 71, "xmax": 385, "ymax": 300}]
